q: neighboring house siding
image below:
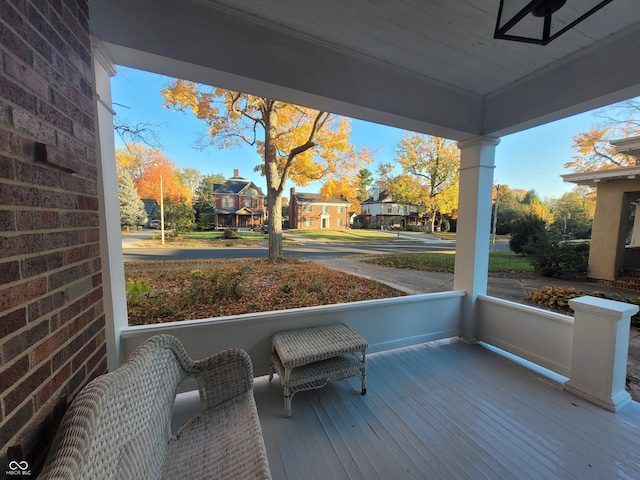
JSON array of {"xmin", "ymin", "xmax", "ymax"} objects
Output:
[{"xmin": 0, "ymin": 0, "xmax": 106, "ymax": 471}]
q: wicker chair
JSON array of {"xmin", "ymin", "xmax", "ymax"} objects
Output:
[{"xmin": 38, "ymin": 334, "xmax": 271, "ymax": 479}]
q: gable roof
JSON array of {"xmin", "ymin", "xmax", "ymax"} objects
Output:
[
  {"xmin": 213, "ymin": 176, "xmax": 265, "ymax": 196},
  {"xmin": 141, "ymin": 198, "xmax": 158, "ymax": 215},
  {"xmin": 292, "ymin": 192, "xmax": 349, "ymax": 205}
]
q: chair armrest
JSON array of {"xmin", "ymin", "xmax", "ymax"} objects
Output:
[{"xmin": 184, "ymin": 348, "xmax": 254, "ymax": 410}]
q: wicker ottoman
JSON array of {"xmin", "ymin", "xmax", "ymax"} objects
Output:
[{"xmin": 269, "ymin": 323, "xmax": 367, "ymax": 417}]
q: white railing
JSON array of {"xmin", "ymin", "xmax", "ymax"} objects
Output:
[
  {"xmin": 477, "ymin": 295, "xmax": 574, "ymax": 377},
  {"xmin": 120, "ymin": 291, "xmax": 465, "ymax": 376}
]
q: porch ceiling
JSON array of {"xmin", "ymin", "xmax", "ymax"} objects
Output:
[{"xmin": 90, "ymin": 0, "xmax": 640, "ymax": 140}]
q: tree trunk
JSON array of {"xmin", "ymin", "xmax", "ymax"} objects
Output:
[{"xmin": 267, "ymin": 193, "xmax": 283, "ymax": 258}]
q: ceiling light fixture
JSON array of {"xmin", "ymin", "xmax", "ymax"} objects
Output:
[{"xmin": 494, "ymin": 0, "xmax": 615, "ymax": 45}]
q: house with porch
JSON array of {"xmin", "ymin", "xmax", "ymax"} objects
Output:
[
  {"xmin": 562, "ymin": 136, "xmax": 640, "ymax": 290},
  {"xmin": 289, "ymin": 188, "xmax": 350, "ymax": 230},
  {"xmin": 2, "ymin": 1, "xmax": 640, "ymax": 477},
  {"xmin": 361, "ymin": 190, "xmax": 424, "ymax": 230},
  {"xmin": 210, "ymin": 170, "xmax": 265, "ymax": 229}
]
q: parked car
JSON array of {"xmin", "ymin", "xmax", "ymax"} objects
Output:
[
  {"xmin": 261, "ymin": 224, "xmax": 269, "ymax": 234},
  {"xmin": 150, "ymin": 219, "xmax": 161, "ymax": 229}
]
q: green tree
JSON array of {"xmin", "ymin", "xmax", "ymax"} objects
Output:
[
  {"xmin": 356, "ymin": 168, "xmax": 374, "ymax": 202},
  {"xmin": 550, "ymin": 191, "xmax": 595, "ymax": 239},
  {"xmin": 118, "ymin": 170, "xmax": 147, "ymax": 227},
  {"xmin": 165, "ymin": 200, "xmax": 196, "ymax": 235},
  {"xmin": 178, "ymin": 167, "xmax": 204, "ymax": 201},
  {"xmin": 193, "ymin": 173, "xmax": 226, "ymax": 212}
]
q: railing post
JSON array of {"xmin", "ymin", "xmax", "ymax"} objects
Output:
[{"xmin": 565, "ymin": 296, "xmax": 638, "ymax": 412}]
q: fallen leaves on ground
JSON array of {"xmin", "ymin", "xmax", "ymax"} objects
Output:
[{"xmin": 125, "ymin": 258, "xmax": 405, "ymax": 325}]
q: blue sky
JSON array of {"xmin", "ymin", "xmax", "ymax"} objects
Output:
[{"xmin": 111, "ymin": 66, "xmax": 609, "ymax": 199}]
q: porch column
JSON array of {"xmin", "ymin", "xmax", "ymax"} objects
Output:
[
  {"xmin": 454, "ymin": 136, "xmax": 500, "ymax": 343},
  {"xmin": 565, "ymin": 296, "xmax": 638, "ymax": 412},
  {"xmin": 92, "ymin": 39, "xmax": 128, "ymax": 370}
]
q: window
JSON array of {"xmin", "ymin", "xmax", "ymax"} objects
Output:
[
  {"xmin": 222, "ymin": 196, "xmax": 233, "ymax": 208},
  {"xmin": 305, "ymin": 218, "xmax": 314, "ymax": 226},
  {"xmin": 322, "ymin": 206, "xmax": 329, "ymax": 214},
  {"xmin": 387, "ymin": 206, "xmax": 392, "ymax": 213},
  {"xmin": 304, "ymin": 205, "xmax": 313, "ymax": 212},
  {"xmin": 337, "ymin": 218, "xmax": 344, "ymax": 226},
  {"xmin": 338, "ymin": 206, "xmax": 344, "ymax": 213},
  {"xmin": 244, "ymin": 197, "xmax": 251, "ymax": 207},
  {"xmin": 252, "ymin": 198, "xmax": 258, "ymax": 208}
]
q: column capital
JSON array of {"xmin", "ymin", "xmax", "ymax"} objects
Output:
[
  {"xmin": 457, "ymin": 135, "xmax": 501, "ymax": 150},
  {"xmin": 91, "ymin": 36, "xmax": 117, "ymax": 77}
]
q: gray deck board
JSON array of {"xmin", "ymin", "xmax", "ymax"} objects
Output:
[{"xmin": 254, "ymin": 339, "xmax": 640, "ymax": 480}]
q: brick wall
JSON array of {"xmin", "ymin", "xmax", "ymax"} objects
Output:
[{"xmin": 0, "ymin": 0, "xmax": 106, "ymax": 474}]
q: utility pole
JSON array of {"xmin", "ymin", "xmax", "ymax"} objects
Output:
[{"xmin": 491, "ymin": 184, "xmax": 499, "ymax": 251}]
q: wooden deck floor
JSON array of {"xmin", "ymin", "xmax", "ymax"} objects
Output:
[{"xmin": 253, "ymin": 340, "xmax": 640, "ymax": 480}]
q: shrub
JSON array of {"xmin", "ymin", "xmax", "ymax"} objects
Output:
[
  {"xmin": 525, "ymin": 239, "xmax": 589, "ymax": 279},
  {"xmin": 126, "ymin": 279, "xmax": 154, "ymax": 305},
  {"xmin": 222, "ymin": 228, "xmax": 237, "ymax": 239},
  {"xmin": 509, "ymin": 214, "xmax": 547, "ymax": 254},
  {"xmin": 528, "ymin": 286, "xmax": 640, "ymax": 327}
]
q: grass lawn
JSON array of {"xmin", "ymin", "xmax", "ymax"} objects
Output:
[
  {"xmin": 124, "ymin": 258, "xmax": 404, "ymax": 325},
  {"xmin": 364, "ymin": 250, "xmax": 534, "ymax": 273},
  {"xmin": 289, "ymin": 229, "xmax": 399, "ymax": 242},
  {"xmin": 142, "ymin": 230, "xmax": 268, "ymax": 247}
]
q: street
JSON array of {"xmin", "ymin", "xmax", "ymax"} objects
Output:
[{"xmin": 120, "ymin": 229, "xmax": 469, "ymax": 262}]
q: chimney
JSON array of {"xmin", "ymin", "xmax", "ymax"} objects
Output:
[{"xmin": 233, "ymin": 169, "xmax": 239, "ymax": 177}]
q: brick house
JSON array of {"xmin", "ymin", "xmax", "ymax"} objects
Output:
[
  {"xmin": 211, "ymin": 170, "xmax": 265, "ymax": 229},
  {"xmin": 289, "ymin": 188, "xmax": 350, "ymax": 230}
]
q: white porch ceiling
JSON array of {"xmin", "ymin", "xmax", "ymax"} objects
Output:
[{"xmin": 89, "ymin": 0, "xmax": 640, "ymax": 141}]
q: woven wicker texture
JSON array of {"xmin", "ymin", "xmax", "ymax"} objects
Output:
[
  {"xmin": 272, "ymin": 323, "xmax": 368, "ymax": 368},
  {"xmin": 38, "ymin": 334, "xmax": 271, "ymax": 480}
]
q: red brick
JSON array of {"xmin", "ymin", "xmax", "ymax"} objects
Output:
[
  {"xmin": 0, "ymin": 209, "xmax": 16, "ymax": 230},
  {"xmin": 82, "ymin": 314, "xmax": 104, "ymax": 343},
  {"xmin": 0, "ymin": 233, "xmax": 45, "ymax": 258},
  {"xmin": 41, "ymin": 190, "xmax": 76, "ymax": 209},
  {"xmin": 48, "ymin": 265, "xmax": 79, "ymax": 290},
  {"xmin": 2, "ymin": 319, "xmax": 49, "ymax": 364},
  {"xmin": 27, "ymin": 4, "xmax": 67, "ymax": 58},
  {"xmin": 12, "ymin": 108, "xmax": 57, "ymax": 144},
  {"xmin": 68, "ymin": 84, "xmax": 92, "ymax": 115},
  {"xmin": 59, "ymin": 211, "xmax": 98, "ymax": 228},
  {"xmin": 16, "ymin": 160, "xmax": 60, "ymax": 188},
  {"xmin": 51, "ymin": 331, "xmax": 84, "ymax": 370},
  {"xmin": 0, "ymin": 155, "xmax": 16, "ymax": 179},
  {"xmin": 0, "ymin": 276, "xmax": 47, "ymax": 311},
  {"xmin": 5, "ymin": 53, "xmax": 49, "ymax": 100},
  {"xmin": 69, "ymin": 307, "xmax": 93, "ymax": 336},
  {"xmin": 59, "ymin": 174, "xmax": 96, "ymax": 195},
  {"xmin": 0, "ymin": 23, "xmax": 33, "ymax": 64},
  {"xmin": 0, "ymin": 355, "xmax": 29, "ymax": 391},
  {"xmin": 44, "ymin": 230, "xmax": 79, "ymax": 249},
  {"xmin": 0, "ymin": 260, "xmax": 20, "ymax": 283},
  {"xmin": 58, "ymin": 297, "xmax": 82, "ymax": 325},
  {"xmin": 32, "ymin": 327, "xmax": 69, "ymax": 366},
  {"xmin": 2, "ymin": 1, "xmax": 52, "ymax": 62},
  {"xmin": 4, "ymin": 362, "xmax": 50, "ymax": 413},
  {"xmin": 0, "ymin": 307, "xmax": 26, "ymax": 337},
  {"xmin": 86, "ymin": 342, "xmax": 106, "ymax": 376},
  {"xmin": 36, "ymin": 100, "xmax": 73, "ymax": 133},
  {"xmin": 32, "ymin": 54, "xmax": 70, "ymax": 96},
  {"xmin": 75, "ymin": 194, "xmax": 98, "ymax": 211},
  {"xmin": 17, "ymin": 210, "xmax": 59, "ymax": 230},
  {"xmin": 0, "ymin": 183, "xmax": 39, "ymax": 206},
  {"xmin": 71, "ymin": 336, "xmax": 95, "ymax": 372},
  {"xmin": 23, "ymin": 252, "xmax": 63, "ymax": 278},
  {"xmin": 0, "ymin": 401, "xmax": 34, "ymax": 447},
  {"xmin": 63, "ymin": 244, "xmax": 91, "ymax": 264},
  {"xmin": 36, "ymin": 362, "xmax": 70, "ymax": 408}
]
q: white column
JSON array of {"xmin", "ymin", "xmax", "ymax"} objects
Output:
[
  {"xmin": 565, "ymin": 296, "xmax": 638, "ymax": 412},
  {"xmin": 454, "ymin": 136, "xmax": 500, "ymax": 343},
  {"xmin": 92, "ymin": 39, "xmax": 128, "ymax": 370}
]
